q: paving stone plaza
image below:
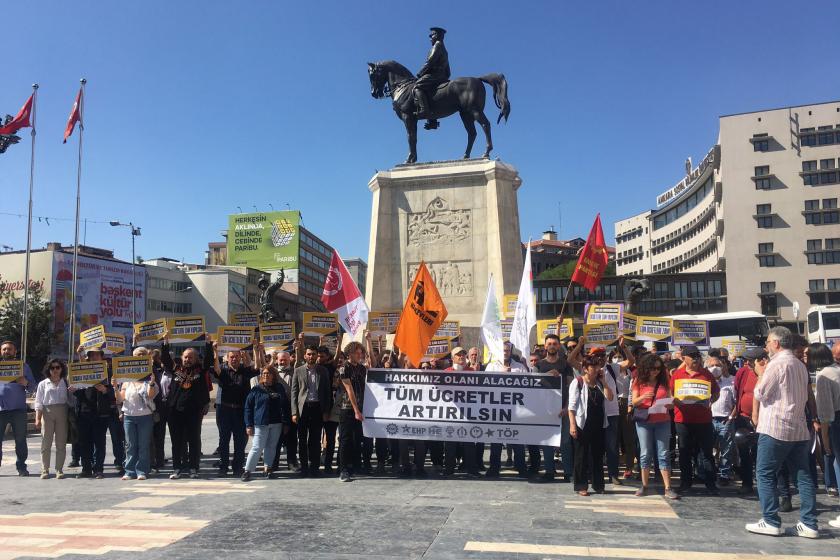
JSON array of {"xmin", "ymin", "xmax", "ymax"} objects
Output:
[{"xmin": 2, "ymin": 415, "xmax": 839, "ymax": 560}]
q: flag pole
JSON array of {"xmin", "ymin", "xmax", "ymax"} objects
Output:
[
  {"xmin": 21, "ymin": 83, "xmax": 38, "ymax": 363},
  {"xmin": 557, "ymin": 278, "xmax": 574, "ymax": 322},
  {"xmin": 68, "ymin": 78, "xmax": 86, "ymax": 360}
]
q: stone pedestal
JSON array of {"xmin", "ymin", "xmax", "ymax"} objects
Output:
[{"xmin": 365, "ymin": 159, "xmax": 523, "ymax": 328}]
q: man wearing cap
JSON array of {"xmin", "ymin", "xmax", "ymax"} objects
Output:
[
  {"xmin": 0, "ymin": 341, "xmax": 37, "ymax": 476},
  {"xmin": 414, "ymin": 27, "xmax": 450, "ymax": 130},
  {"xmin": 733, "ymin": 347, "xmax": 767, "ymax": 494},
  {"xmin": 443, "ymin": 347, "xmax": 479, "ymax": 477},
  {"xmin": 670, "ymin": 345, "xmax": 720, "ymax": 495}
]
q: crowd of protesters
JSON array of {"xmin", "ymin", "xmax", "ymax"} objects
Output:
[{"xmin": 2, "ymin": 322, "xmax": 840, "ymax": 537}]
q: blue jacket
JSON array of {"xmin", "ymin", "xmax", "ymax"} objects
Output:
[{"xmin": 244, "ymin": 383, "xmax": 291, "ymax": 427}]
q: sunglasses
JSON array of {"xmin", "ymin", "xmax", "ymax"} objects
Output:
[{"xmin": 49, "ymin": 365, "xmax": 62, "ymax": 370}]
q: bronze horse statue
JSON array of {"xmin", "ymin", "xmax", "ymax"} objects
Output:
[{"xmin": 368, "ymin": 60, "xmax": 510, "ymax": 164}]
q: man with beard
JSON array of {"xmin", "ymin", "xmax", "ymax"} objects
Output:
[
  {"xmin": 0, "ymin": 341, "xmax": 36, "ymax": 476},
  {"xmin": 291, "ymin": 345, "xmax": 332, "ymax": 476}
]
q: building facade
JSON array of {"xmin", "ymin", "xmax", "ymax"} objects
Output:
[
  {"xmin": 342, "ymin": 257, "xmax": 368, "ymax": 297},
  {"xmin": 614, "ymin": 99, "xmax": 840, "ymax": 327}
]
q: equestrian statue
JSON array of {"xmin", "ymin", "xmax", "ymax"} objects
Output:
[{"xmin": 368, "ymin": 27, "xmax": 510, "ymax": 164}]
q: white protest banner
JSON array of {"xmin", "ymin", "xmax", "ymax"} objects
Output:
[
  {"xmin": 79, "ymin": 325, "xmax": 106, "ymax": 351},
  {"xmin": 0, "ymin": 361, "xmax": 24, "ymax": 383},
  {"xmin": 103, "ymin": 333, "xmax": 126, "ymax": 356},
  {"xmin": 134, "ymin": 318, "xmax": 167, "ymax": 346},
  {"xmin": 111, "ymin": 356, "xmax": 153, "ymax": 384},
  {"xmin": 260, "ymin": 322, "xmax": 295, "ymax": 352},
  {"xmin": 362, "ymin": 368, "xmax": 563, "ymax": 446},
  {"xmin": 166, "ymin": 316, "xmax": 206, "ymax": 344},
  {"xmin": 217, "ymin": 326, "xmax": 255, "ymax": 352},
  {"xmin": 68, "ymin": 361, "xmax": 109, "ymax": 387},
  {"xmin": 672, "ymin": 319, "xmax": 708, "ymax": 346},
  {"xmin": 583, "ymin": 322, "xmax": 619, "ymax": 349}
]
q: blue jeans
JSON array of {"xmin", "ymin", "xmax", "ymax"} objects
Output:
[
  {"xmin": 605, "ymin": 415, "xmax": 619, "ymax": 478},
  {"xmin": 0, "ymin": 409, "xmax": 28, "ymax": 470},
  {"xmin": 756, "ymin": 434, "xmax": 817, "ymax": 530},
  {"xmin": 245, "ymin": 423, "xmax": 283, "ymax": 473},
  {"xmin": 712, "ymin": 418, "xmax": 734, "ymax": 479},
  {"xmin": 124, "ymin": 414, "xmax": 154, "ymax": 477},
  {"xmin": 489, "ymin": 443, "xmax": 526, "ymax": 471},
  {"xmin": 635, "ymin": 420, "xmax": 671, "ymax": 470},
  {"xmin": 826, "ymin": 414, "xmax": 840, "ymax": 491},
  {"xmin": 560, "ymin": 414, "xmax": 574, "ymax": 479}
]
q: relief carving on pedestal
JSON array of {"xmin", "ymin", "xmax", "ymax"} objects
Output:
[
  {"xmin": 407, "ymin": 197, "xmax": 471, "ymax": 247},
  {"xmin": 408, "ymin": 261, "xmax": 473, "ymax": 297}
]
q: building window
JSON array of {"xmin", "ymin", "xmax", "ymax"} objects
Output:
[
  {"xmin": 820, "ymin": 159, "xmax": 836, "ymax": 170},
  {"xmin": 760, "ymin": 294, "xmax": 778, "ymax": 317},
  {"xmin": 674, "ymin": 282, "xmax": 689, "ymax": 311},
  {"xmin": 803, "ymin": 160, "xmax": 818, "ymax": 172},
  {"xmin": 756, "ymin": 205, "xmax": 772, "ymax": 228},
  {"xmin": 754, "ymin": 166, "xmax": 770, "ymax": 177},
  {"xmin": 756, "ymin": 204, "xmax": 771, "ymax": 215},
  {"xmin": 804, "ymin": 173, "xmax": 820, "ymax": 186},
  {"xmin": 809, "ymin": 279, "xmax": 826, "ymax": 305},
  {"xmin": 753, "ymin": 139, "xmax": 768, "ymax": 152},
  {"xmin": 801, "ymin": 128, "xmax": 817, "ymax": 147},
  {"xmin": 760, "ymin": 281, "xmax": 776, "ymax": 294},
  {"xmin": 818, "ymin": 126, "xmax": 835, "ymax": 146},
  {"xmin": 758, "ymin": 243, "xmax": 775, "ymax": 267}
]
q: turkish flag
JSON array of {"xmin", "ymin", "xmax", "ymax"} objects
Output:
[
  {"xmin": 321, "ymin": 250, "xmax": 369, "ymax": 336},
  {"xmin": 571, "ymin": 214, "xmax": 610, "ymax": 292},
  {"xmin": 63, "ymin": 88, "xmax": 83, "ymax": 143},
  {"xmin": 0, "ymin": 93, "xmax": 34, "ymax": 135},
  {"xmin": 394, "ymin": 262, "xmax": 448, "ymax": 368}
]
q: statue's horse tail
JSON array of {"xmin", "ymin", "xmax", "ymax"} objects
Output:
[{"xmin": 480, "ymin": 73, "xmax": 510, "ymax": 124}]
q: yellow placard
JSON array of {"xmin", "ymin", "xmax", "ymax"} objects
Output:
[
  {"xmin": 0, "ymin": 360, "xmax": 24, "ymax": 383},
  {"xmin": 585, "ymin": 303, "xmax": 623, "ymax": 325},
  {"xmin": 228, "ymin": 312, "xmax": 259, "ymax": 327},
  {"xmin": 672, "ymin": 320, "xmax": 708, "ymax": 346},
  {"xmin": 217, "ymin": 326, "xmax": 255, "ymax": 353},
  {"xmin": 302, "ymin": 312, "xmax": 339, "ymax": 352},
  {"xmin": 424, "ymin": 336, "xmax": 452, "ymax": 360},
  {"xmin": 674, "ymin": 378, "xmax": 712, "ymax": 402},
  {"xmin": 368, "ymin": 310, "xmax": 401, "ymax": 336},
  {"xmin": 536, "ymin": 318, "xmax": 574, "ymax": 341},
  {"xmin": 111, "ymin": 356, "xmax": 153, "ymax": 384},
  {"xmin": 80, "ymin": 325, "xmax": 106, "ymax": 350},
  {"xmin": 622, "ymin": 313, "xmax": 638, "ymax": 340},
  {"xmin": 68, "ymin": 361, "xmax": 109, "ymax": 387},
  {"xmin": 434, "ymin": 320, "xmax": 461, "ymax": 340},
  {"xmin": 583, "ymin": 322, "xmax": 619, "ymax": 349},
  {"xmin": 103, "ymin": 333, "xmax": 126, "ymax": 356},
  {"xmin": 636, "ymin": 316, "xmax": 673, "ymax": 342},
  {"xmin": 166, "ymin": 316, "xmax": 206, "ymax": 344},
  {"xmin": 260, "ymin": 322, "xmax": 295, "ymax": 352},
  {"xmin": 722, "ymin": 338, "xmax": 747, "ymax": 358},
  {"xmin": 503, "ymin": 294, "xmax": 519, "ymax": 319},
  {"xmin": 134, "ymin": 318, "xmax": 168, "ymax": 346}
]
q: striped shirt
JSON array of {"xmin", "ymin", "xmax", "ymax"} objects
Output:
[{"xmin": 754, "ymin": 350, "xmax": 809, "ymax": 442}]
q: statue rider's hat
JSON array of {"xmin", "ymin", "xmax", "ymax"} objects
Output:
[{"xmin": 429, "ymin": 27, "xmax": 447, "ymax": 38}]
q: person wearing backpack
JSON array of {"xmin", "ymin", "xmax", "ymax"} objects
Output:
[
  {"xmin": 568, "ymin": 353, "xmax": 614, "ymax": 496},
  {"xmin": 632, "ymin": 353, "xmax": 678, "ymax": 499}
]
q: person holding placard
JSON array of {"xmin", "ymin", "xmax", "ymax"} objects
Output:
[
  {"xmin": 242, "ymin": 367, "xmax": 291, "ymax": 481},
  {"xmin": 116, "ymin": 364, "xmax": 157, "ymax": 480},
  {"xmin": 0, "ymin": 340, "xmax": 36, "ymax": 476},
  {"xmin": 34, "ymin": 359, "xmax": 71, "ymax": 479},
  {"xmin": 670, "ymin": 345, "xmax": 720, "ymax": 495},
  {"xmin": 568, "ymin": 354, "xmax": 614, "ymax": 496},
  {"xmin": 631, "ymin": 354, "xmax": 677, "ymax": 499},
  {"xmin": 71, "ymin": 377, "xmax": 115, "ymax": 479},
  {"xmin": 211, "ymin": 346, "xmax": 258, "ymax": 477}
]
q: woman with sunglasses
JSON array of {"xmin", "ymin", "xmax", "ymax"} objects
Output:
[
  {"xmin": 34, "ymin": 359, "xmax": 71, "ymax": 479},
  {"xmin": 632, "ymin": 353, "xmax": 678, "ymax": 499}
]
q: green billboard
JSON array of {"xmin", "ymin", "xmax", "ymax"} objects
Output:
[{"xmin": 227, "ymin": 211, "xmax": 300, "ymax": 270}]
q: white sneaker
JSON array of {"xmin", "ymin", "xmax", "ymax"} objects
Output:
[
  {"xmin": 121, "ymin": 475, "xmax": 131, "ymax": 481},
  {"xmin": 828, "ymin": 515, "xmax": 840, "ymax": 529},
  {"xmin": 169, "ymin": 472, "xmax": 181, "ymax": 480},
  {"xmin": 137, "ymin": 474, "xmax": 147, "ymax": 481},
  {"xmin": 745, "ymin": 519, "xmax": 783, "ymax": 536},
  {"xmin": 795, "ymin": 522, "xmax": 819, "ymax": 539}
]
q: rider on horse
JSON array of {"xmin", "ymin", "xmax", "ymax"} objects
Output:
[{"xmin": 414, "ymin": 27, "xmax": 450, "ymax": 130}]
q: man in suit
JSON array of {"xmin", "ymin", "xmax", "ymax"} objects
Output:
[{"xmin": 291, "ymin": 344, "xmax": 332, "ymax": 477}]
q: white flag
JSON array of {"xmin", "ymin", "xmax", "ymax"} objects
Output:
[
  {"xmin": 509, "ymin": 241, "xmax": 536, "ymax": 356},
  {"xmin": 481, "ymin": 274, "xmax": 504, "ymax": 363}
]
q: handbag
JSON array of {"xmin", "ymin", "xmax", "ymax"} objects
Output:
[{"xmin": 632, "ymin": 380, "xmax": 660, "ymax": 423}]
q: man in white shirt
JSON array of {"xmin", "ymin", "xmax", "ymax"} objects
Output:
[{"xmin": 707, "ymin": 354, "xmax": 737, "ymax": 485}]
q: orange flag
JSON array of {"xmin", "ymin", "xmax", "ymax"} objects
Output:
[{"xmin": 394, "ymin": 262, "xmax": 448, "ymax": 368}]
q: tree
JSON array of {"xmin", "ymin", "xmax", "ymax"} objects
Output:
[
  {"xmin": 0, "ymin": 285, "xmax": 52, "ymax": 377},
  {"xmin": 538, "ymin": 260, "xmax": 616, "ymax": 280}
]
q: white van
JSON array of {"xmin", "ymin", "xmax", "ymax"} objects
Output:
[
  {"xmin": 666, "ymin": 311, "xmax": 770, "ymax": 350},
  {"xmin": 806, "ymin": 305, "xmax": 840, "ymax": 345}
]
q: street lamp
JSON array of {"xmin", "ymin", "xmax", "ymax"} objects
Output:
[{"xmin": 110, "ymin": 221, "xmax": 141, "ymax": 323}]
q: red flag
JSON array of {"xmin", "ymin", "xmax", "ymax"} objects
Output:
[
  {"xmin": 321, "ymin": 250, "xmax": 369, "ymax": 336},
  {"xmin": 0, "ymin": 93, "xmax": 34, "ymax": 135},
  {"xmin": 571, "ymin": 214, "xmax": 610, "ymax": 292},
  {"xmin": 63, "ymin": 88, "xmax": 83, "ymax": 143}
]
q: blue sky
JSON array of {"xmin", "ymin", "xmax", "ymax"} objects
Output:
[{"xmin": 2, "ymin": 0, "xmax": 839, "ymax": 264}]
